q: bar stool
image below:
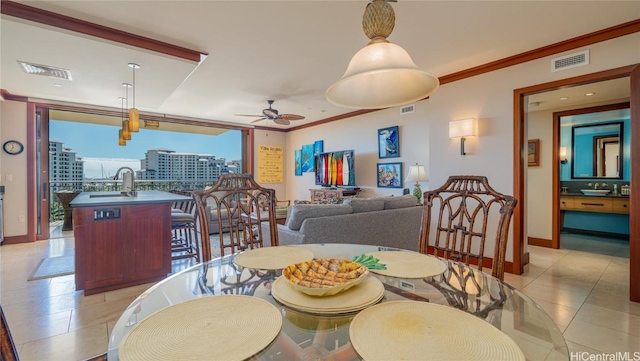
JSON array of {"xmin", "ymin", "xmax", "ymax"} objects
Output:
[{"xmin": 170, "ymin": 191, "xmax": 200, "ymax": 263}]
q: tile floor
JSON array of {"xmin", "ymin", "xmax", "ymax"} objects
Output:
[{"xmin": 0, "ymin": 232, "xmax": 638, "ymax": 360}]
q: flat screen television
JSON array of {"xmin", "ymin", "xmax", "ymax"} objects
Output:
[{"xmin": 314, "ymin": 150, "xmax": 356, "ymax": 187}]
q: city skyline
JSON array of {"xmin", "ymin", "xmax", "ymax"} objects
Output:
[{"xmin": 50, "ymin": 119, "xmax": 242, "ymax": 179}]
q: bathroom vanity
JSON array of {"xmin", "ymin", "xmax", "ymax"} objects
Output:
[
  {"xmin": 559, "ymin": 193, "xmax": 630, "ymax": 237},
  {"xmin": 70, "ymin": 190, "xmax": 191, "ymax": 295}
]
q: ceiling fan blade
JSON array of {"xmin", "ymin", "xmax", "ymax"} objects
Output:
[
  {"xmin": 235, "ymin": 114, "xmax": 263, "ymax": 117},
  {"xmin": 279, "ymin": 114, "xmax": 305, "ymax": 121},
  {"xmin": 251, "ymin": 117, "xmax": 267, "ymax": 123},
  {"xmin": 274, "ymin": 118, "xmax": 290, "ymax": 126}
]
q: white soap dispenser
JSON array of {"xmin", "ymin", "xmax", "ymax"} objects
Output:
[{"xmin": 613, "ymin": 184, "xmax": 618, "ymax": 196}]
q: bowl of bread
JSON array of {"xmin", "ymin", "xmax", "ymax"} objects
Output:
[{"xmin": 283, "ymin": 258, "xmax": 369, "ymax": 296}]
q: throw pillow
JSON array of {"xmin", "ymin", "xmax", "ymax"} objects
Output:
[
  {"xmin": 285, "ymin": 204, "xmax": 353, "ymax": 231},
  {"xmin": 344, "ymin": 198, "xmax": 385, "ymax": 213},
  {"xmin": 383, "ymin": 194, "xmax": 418, "ymax": 209}
]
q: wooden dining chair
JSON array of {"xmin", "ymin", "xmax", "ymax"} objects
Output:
[
  {"xmin": 193, "ymin": 174, "xmax": 279, "ymax": 261},
  {"xmin": 1, "ymin": 304, "xmax": 19, "ymax": 361},
  {"xmin": 419, "ymin": 175, "xmax": 517, "ymax": 280}
]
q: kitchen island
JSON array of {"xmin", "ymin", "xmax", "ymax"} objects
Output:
[{"xmin": 71, "ymin": 190, "xmax": 192, "ymax": 295}]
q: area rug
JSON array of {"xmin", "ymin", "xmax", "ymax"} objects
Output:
[{"xmin": 28, "ymin": 255, "xmax": 75, "ymax": 281}]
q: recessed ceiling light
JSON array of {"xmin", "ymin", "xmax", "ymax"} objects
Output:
[
  {"xmin": 560, "ymin": 97, "xmax": 569, "ymax": 100},
  {"xmin": 53, "ymin": 83, "xmax": 62, "ymax": 87},
  {"xmin": 585, "ymin": 92, "xmax": 595, "ymax": 96}
]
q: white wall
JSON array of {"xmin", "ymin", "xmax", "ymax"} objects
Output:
[
  {"xmin": 286, "ymin": 33, "xmax": 640, "ymax": 261},
  {"xmin": 0, "ymin": 100, "xmax": 28, "ymax": 237}
]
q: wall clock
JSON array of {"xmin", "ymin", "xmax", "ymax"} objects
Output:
[{"xmin": 3, "ymin": 140, "xmax": 24, "ymax": 155}]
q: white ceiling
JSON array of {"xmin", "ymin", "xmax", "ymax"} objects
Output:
[{"xmin": 1, "ymin": 1, "xmax": 639, "ymax": 129}]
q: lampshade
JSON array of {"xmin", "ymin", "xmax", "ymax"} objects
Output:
[
  {"xmin": 449, "ymin": 118, "xmax": 477, "ymax": 138},
  {"xmin": 406, "ymin": 164, "xmax": 428, "ymax": 183},
  {"xmin": 559, "ymin": 146, "xmax": 568, "ymax": 164},
  {"xmin": 122, "ymin": 120, "xmax": 131, "ymax": 140},
  {"xmin": 326, "ymin": 0, "xmax": 439, "ymax": 109},
  {"xmin": 118, "ymin": 129, "xmax": 126, "ymax": 146},
  {"xmin": 128, "ymin": 63, "xmax": 141, "ymax": 132}
]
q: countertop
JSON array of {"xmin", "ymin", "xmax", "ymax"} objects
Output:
[
  {"xmin": 70, "ymin": 190, "xmax": 191, "ymax": 207},
  {"xmin": 560, "ymin": 192, "xmax": 629, "ymax": 198}
]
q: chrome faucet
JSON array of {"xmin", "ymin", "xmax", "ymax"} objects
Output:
[
  {"xmin": 114, "ymin": 167, "xmax": 137, "ymax": 196},
  {"xmin": 594, "ymin": 183, "xmax": 599, "ymax": 190}
]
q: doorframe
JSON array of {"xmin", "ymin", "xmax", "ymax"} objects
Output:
[
  {"xmin": 552, "ymin": 102, "xmax": 630, "ymax": 248},
  {"xmin": 513, "ymin": 64, "xmax": 640, "ymax": 302}
]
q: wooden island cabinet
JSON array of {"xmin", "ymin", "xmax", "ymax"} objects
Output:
[{"xmin": 71, "ymin": 191, "xmax": 191, "ymax": 295}]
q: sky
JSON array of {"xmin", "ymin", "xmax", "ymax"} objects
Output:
[{"xmin": 50, "ymin": 119, "xmax": 242, "ymax": 179}]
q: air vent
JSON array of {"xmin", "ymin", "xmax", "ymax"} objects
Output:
[
  {"xmin": 551, "ymin": 50, "xmax": 589, "ymax": 72},
  {"xmin": 17, "ymin": 61, "xmax": 73, "ymax": 80},
  {"xmin": 400, "ymin": 104, "xmax": 415, "ymax": 115}
]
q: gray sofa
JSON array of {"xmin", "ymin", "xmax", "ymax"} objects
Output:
[{"xmin": 262, "ymin": 195, "xmax": 423, "ymax": 251}]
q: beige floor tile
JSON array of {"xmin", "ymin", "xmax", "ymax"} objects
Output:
[
  {"xmin": 43, "ymin": 290, "xmax": 106, "ymax": 314},
  {"xmin": 565, "ymin": 340, "xmax": 604, "ymax": 354},
  {"xmin": 8, "ymin": 309, "xmax": 72, "ymax": 345},
  {"xmin": 532, "ymin": 273, "xmax": 596, "ymax": 295},
  {"xmin": 68, "ymin": 295, "xmax": 136, "ymax": 332},
  {"xmin": 522, "ymin": 282, "xmax": 590, "ymax": 309},
  {"xmin": 575, "ymin": 303, "xmax": 640, "ymax": 337},
  {"xmin": 104, "ymin": 282, "xmax": 157, "ymax": 302},
  {"xmin": 528, "ymin": 296, "xmax": 579, "ymax": 327},
  {"xmin": 585, "ymin": 288, "xmax": 640, "ymax": 317},
  {"xmin": 564, "ymin": 319, "xmax": 640, "ymax": 354},
  {"xmin": 107, "ymin": 320, "xmax": 116, "ymax": 337},
  {"xmin": 18, "ymin": 323, "xmax": 108, "ymax": 361},
  {"xmin": 503, "ymin": 273, "xmax": 536, "ymax": 290},
  {"xmin": 593, "ymin": 279, "xmax": 631, "ymax": 297}
]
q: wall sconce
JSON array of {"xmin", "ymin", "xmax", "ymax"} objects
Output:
[
  {"xmin": 406, "ymin": 163, "xmax": 429, "ymax": 204},
  {"xmin": 449, "ymin": 118, "xmax": 477, "ymax": 155},
  {"xmin": 559, "ymin": 147, "xmax": 568, "ymax": 164}
]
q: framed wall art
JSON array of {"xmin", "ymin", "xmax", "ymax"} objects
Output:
[
  {"xmin": 301, "ymin": 144, "xmax": 314, "ymax": 172},
  {"xmin": 378, "ymin": 126, "xmax": 399, "ymax": 158},
  {"xmin": 377, "ymin": 162, "xmax": 403, "ymax": 188},
  {"xmin": 294, "ymin": 149, "xmax": 302, "ymax": 176},
  {"xmin": 528, "ymin": 139, "xmax": 540, "ymax": 167}
]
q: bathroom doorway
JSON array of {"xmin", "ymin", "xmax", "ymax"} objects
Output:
[{"xmin": 513, "ymin": 63, "xmax": 640, "ymax": 302}]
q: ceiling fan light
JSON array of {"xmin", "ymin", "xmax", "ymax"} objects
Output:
[
  {"xmin": 129, "ymin": 108, "xmax": 140, "ymax": 132},
  {"xmin": 326, "ymin": 42, "xmax": 439, "ymax": 109}
]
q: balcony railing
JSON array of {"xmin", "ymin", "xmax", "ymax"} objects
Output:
[{"xmin": 49, "ymin": 179, "xmax": 217, "ymax": 221}]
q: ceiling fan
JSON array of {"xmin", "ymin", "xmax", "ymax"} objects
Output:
[{"xmin": 235, "ymin": 100, "xmax": 305, "ymax": 125}]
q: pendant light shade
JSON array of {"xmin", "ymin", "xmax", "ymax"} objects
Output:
[
  {"xmin": 326, "ymin": 0, "xmax": 439, "ymax": 109},
  {"xmin": 122, "ymin": 120, "xmax": 131, "ymax": 140},
  {"xmin": 118, "ymin": 129, "xmax": 126, "ymax": 146},
  {"xmin": 128, "ymin": 63, "xmax": 141, "ymax": 132}
]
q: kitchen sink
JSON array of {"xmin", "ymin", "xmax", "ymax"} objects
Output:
[
  {"xmin": 89, "ymin": 193, "xmax": 129, "ymax": 198},
  {"xmin": 580, "ymin": 189, "xmax": 610, "ymax": 196}
]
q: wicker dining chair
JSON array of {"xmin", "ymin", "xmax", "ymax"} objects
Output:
[
  {"xmin": 193, "ymin": 174, "xmax": 279, "ymax": 261},
  {"xmin": 419, "ymin": 175, "xmax": 517, "ymax": 280}
]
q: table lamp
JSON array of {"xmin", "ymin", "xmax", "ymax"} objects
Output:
[{"xmin": 406, "ymin": 164, "xmax": 428, "ymax": 204}]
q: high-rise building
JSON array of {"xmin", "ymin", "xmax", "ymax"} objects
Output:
[
  {"xmin": 138, "ymin": 149, "xmax": 231, "ymax": 181},
  {"xmin": 49, "ymin": 139, "xmax": 84, "ymax": 191}
]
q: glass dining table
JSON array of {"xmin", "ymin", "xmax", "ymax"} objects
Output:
[{"xmin": 107, "ymin": 243, "xmax": 569, "ymax": 360}]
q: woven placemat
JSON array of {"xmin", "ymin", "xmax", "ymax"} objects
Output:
[
  {"xmin": 119, "ymin": 296, "xmax": 282, "ymax": 361},
  {"xmin": 271, "ymin": 275, "xmax": 384, "ymax": 314},
  {"xmin": 366, "ymin": 251, "xmax": 447, "ymax": 278},
  {"xmin": 234, "ymin": 246, "xmax": 314, "ymax": 270},
  {"xmin": 350, "ymin": 301, "xmax": 525, "ymax": 361}
]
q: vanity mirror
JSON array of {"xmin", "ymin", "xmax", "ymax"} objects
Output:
[{"xmin": 571, "ymin": 121, "xmax": 623, "ymax": 179}]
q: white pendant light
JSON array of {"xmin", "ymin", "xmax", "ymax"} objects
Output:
[{"xmin": 326, "ymin": 0, "xmax": 439, "ymax": 109}]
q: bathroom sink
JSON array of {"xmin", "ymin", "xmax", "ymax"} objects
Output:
[{"xmin": 580, "ymin": 189, "xmax": 610, "ymax": 196}]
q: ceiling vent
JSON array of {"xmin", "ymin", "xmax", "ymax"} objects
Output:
[
  {"xmin": 551, "ymin": 50, "xmax": 589, "ymax": 72},
  {"xmin": 400, "ymin": 104, "xmax": 415, "ymax": 115},
  {"xmin": 17, "ymin": 61, "xmax": 73, "ymax": 80}
]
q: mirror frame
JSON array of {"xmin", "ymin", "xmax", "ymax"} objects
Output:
[{"xmin": 570, "ymin": 121, "xmax": 624, "ymax": 179}]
